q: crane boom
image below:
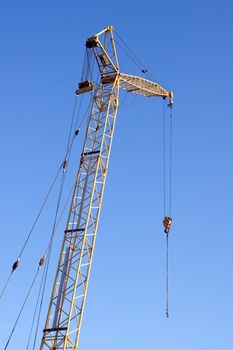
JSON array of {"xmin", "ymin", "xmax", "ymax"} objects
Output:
[
  {"xmin": 102, "ymin": 73, "xmax": 172, "ymax": 99},
  {"xmin": 40, "ymin": 26, "xmax": 172, "ymax": 350}
]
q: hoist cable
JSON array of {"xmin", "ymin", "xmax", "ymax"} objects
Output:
[
  {"xmin": 163, "ymin": 100, "xmax": 173, "ymax": 218},
  {"xmin": 162, "ymin": 100, "xmax": 173, "ymax": 318},
  {"xmin": 163, "ymin": 99, "xmax": 166, "ymax": 216},
  {"xmin": 169, "ymin": 106, "xmax": 173, "ymax": 217},
  {"xmin": 26, "ymin": 267, "xmax": 45, "ymax": 350},
  {"xmin": 166, "ymin": 232, "xmax": 169, "ymax": 318},
  {"xmin": 3, "ymin": 269, "xmax": 40, "ymax": 350},
  {"xmin": 32, "ymin": 170, "xmax": 67, "ymax": 349}
]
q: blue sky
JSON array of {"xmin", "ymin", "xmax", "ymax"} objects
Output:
[{"xmin": 0, "ymin": 1, "xmax": 233, "ymax": 349}]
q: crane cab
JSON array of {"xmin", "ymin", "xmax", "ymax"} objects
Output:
[{"xmin": 76, "ymin": 81, "xmax": 94, "ymax": 95}]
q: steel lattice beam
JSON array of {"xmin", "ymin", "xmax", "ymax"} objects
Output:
[{"xmin": 40, "ymin": 28, "xmax": 119, "ymax": 350}]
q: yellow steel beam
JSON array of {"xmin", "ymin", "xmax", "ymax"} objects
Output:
[{"xmin": 102, "ymin": 73, "xmax": 173, "ymax": 103}]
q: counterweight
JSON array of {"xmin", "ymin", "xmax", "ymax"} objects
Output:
[{"xmin": 40, "ymin": 26, "xmax": 172, "ymax": 350}]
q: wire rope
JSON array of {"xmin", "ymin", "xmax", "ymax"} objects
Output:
[
  {"xmin": 32, "ymin": 257, "xmax": 48, "ymax": 350},
  {"xmin": 0, "ymin": 273, "xmax": 12, "ymax": 302},
  {"xmin": 65, "ymin": 95, "xmax": 78, "ymax": 158},
  {"xmin": 3, "ymin": 269, "xmax": 40, "ymax": 350},
  {"xmin": 17, "ymin": 166, "xmax": 63, "ymax": 261},
  {"xmin": 166, "ymin": 232, "xmax": 169, "ymax": 318},
  {"xmin": 81, "ymin": 50, "xmax": 87, "ymax": 82},
  {"xmin": 2, "ymin": 45, "xmax": 103, "ymax": 345},
  {"xmin": 163, "ymin": 99, "xmax": 166, "ymax": 216},
  {"xmin": 163, "ymin": 101, "xmax": 173, "ymax": 216},
  {"xmin": 1, "ymin": 48, "xmax": 93, "ymax": 347},
  {"xmin": 26, "ymin": 179, "xmax": 74, "ymax": 349},
  {"xmin": 115, "ymin": 31, "xmax": 159, "ymax": 83},
  {"xmin": 169, "ymin": 106, "xmax": 173, "ymax": 217},
  {"xmin": 115, "ymin": 32, "xmax": 147, "ymax": 70},
  {"xmin": 31, "ymin": 167, "xmax": 67, "ymax": 349},
  {"xmin": 1, "ymin": 169, "xmax": 71, "ymax": 347},
  {"xmin": 31, "ymin": 194, "xmax": 74, "ymax": 350},
  {"xmin": 30, "ymin": 95, "xmax": 92, "ymax": 347},
  {"xmin": 26, "ymin": 266, "xmax": 45, "ymax": 350},
  {"xmin": 115, "ymin": 38, "xmax": 143, "ymax": 72},
  {"xmin": 163, "ymin": 101, "xmax": 173, "ymax": 319},
  {"xmin": 0, "ymin": 87, "xmax": 86, "ymax": 301},
  {"xmin": 0, "ymin": 165, "xmax": 62, "ymax": 301}
]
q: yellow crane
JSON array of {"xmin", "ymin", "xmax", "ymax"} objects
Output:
[{"xmin": 40, "ymin": 26, "xmax": 173, "ymax": 350}]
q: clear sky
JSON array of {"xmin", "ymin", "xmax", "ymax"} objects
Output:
[{"xmin": 0, "ymin": 1, "xmax": 233, "ymax": 349}]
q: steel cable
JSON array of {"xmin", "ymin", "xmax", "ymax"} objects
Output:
[
  {"xmin": 32, "ymin": 170, "xmax": 66, "ymax": 349},
  {"xmin": 30, "ymin": 91, "xmax": 92, "ymax": 348},
  {"xmin": 26, "ymin": 267, "xmax": 45, "ymax": 350},
  {"xmin": 163, "ymin": 102, "xmax": 173, "ymax": 318},
  {"xmin": 0, "ymin": 86, "xmax": 87, "ymax": 301},
  {"xmin": 115, "ymin": 31, "xmax": 159, "ymax": 83},
  {"xmin": 169, "ymin": 106, "xmax": 173, "ymax": 217},
  {"xmin": 166, "ymin": 232, "xmax": 169, "ymax": 318},
  {"xmin": 1, "ymin": 51, "xmax": 93, "ymax": 348},
  {"xmin": 3, "ymin": 269, "xmax": 40, "ymax": 350},
  {"xmin": 0, "ymin": 165, "xmax": 62, "ymax": 301},
  {"xmin": 163, "ymin": 99, "xmax": 166, "ymax": 216}
]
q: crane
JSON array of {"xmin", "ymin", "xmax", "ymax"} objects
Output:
[{"xmin": 40, "ymin": 26, "xmax": 173, "ymax": 350}]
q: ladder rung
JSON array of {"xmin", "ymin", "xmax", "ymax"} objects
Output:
[
  {"xmin": 65, "ymin": 228, "xmax": 85, "ymax": 233},
  {"xmin": 82, "ymin": 150, "xmax": 100, "ymax": 156},
  {"xmin": 43, "ymin": 327, "xmax": 67, "ymax": 333}
]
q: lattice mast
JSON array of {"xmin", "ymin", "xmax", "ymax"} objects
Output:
[{"xmin": 40, "ymin": 26, "xmax": 173, "ymax": 350}]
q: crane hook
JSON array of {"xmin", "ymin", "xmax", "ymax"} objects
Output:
[{"xmin": 163, "ymin": 216, "xmax": 172, "ymax": 234}]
